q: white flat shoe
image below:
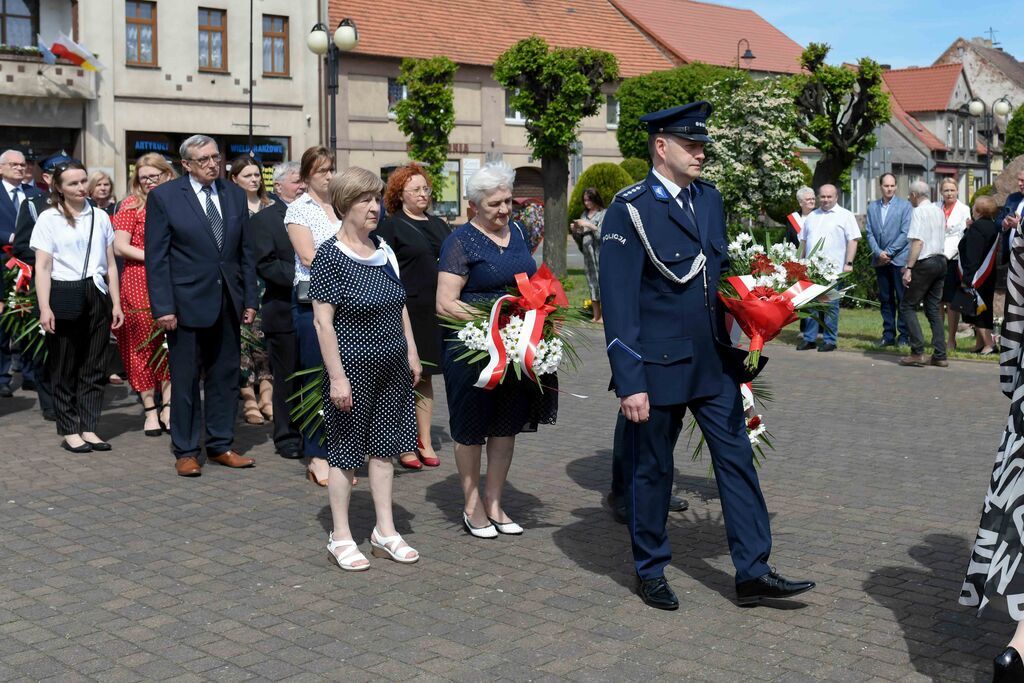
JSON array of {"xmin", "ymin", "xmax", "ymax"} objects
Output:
[
  {"xmin": 327, "ymin": 532, "xmax": 369, "ymax": 571},
  {"xmin": 462, "ymin": 512, "xmax": 498, "ymax": 539},
  {"xmin": 488, "ymin": 517, "xmax": 523, "ymax": 535},
  {"xmin": 369, "ymin": 527, "xmax": 419, "ymax": 563}
]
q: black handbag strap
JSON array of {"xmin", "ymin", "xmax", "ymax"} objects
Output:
[{"xmin": 80, "ymin": 208, "xmax": 95, "ymax": 280}]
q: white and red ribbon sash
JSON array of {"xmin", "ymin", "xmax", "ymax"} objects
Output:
[
  {"xmin": 957, "ymin": 238, "xmax": 999, "ymax": 312},
  {"xmin": 2, "ymin": 245, "xmax": 32, "ymax": 292},
  {"xmin": 726, "ymin": 274, "xmax": 836, "ymax": 308},
  {"xmin": 474, "ymin": 294, "xmax": 517, "ymax": 389},
  {"xmin": 786, "ymin": 212, "xmax": 803, "ymax": 235}
]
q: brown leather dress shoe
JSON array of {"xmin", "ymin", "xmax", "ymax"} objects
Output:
[
  {"xmin": 175, "ymin": 457, "xmax": 202, "ymax": 477},
  {"xmin": 899, "ymin": 354, "xmax": 925, "ymax": 367},
  {"xmin": 929, "ymin": 356, "xmax": 949, "ymax": 367},
  {"xmin": 208, "ymin": 450, "xmax": 255, "ymax": 468}
]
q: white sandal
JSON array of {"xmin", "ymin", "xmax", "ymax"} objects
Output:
[
  {"xmin": 327, "ymin": 532, "xmax": 369, "ymax": 571},
  {"xmin": 369, "ymin": 527, "xmax": 419, "ymax": 564}
]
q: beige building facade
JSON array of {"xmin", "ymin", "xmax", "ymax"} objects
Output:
[{"xmin": 1, "ymin": 0, "xmax": 324, "ymax": 194}]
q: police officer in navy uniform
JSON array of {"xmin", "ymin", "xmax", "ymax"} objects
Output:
[{"xmin": 599, "ymin": 101, "xmax": 815, "ymax": 610}]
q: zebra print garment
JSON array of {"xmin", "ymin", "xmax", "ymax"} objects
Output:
[{"xmin": 961, "ymin": 229, "xmax": 1024, "ymax": 618}]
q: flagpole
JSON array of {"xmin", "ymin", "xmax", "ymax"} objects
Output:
[{"xmin": 247, "ymin": 0, "xmax": 254, "ymax": 157}]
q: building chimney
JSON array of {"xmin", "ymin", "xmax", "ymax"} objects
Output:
[{"xmin": 880, "ymin": 64, "xmax": 891, "ymax": 71}]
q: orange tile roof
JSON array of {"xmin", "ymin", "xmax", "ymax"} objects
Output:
[
  {"xmin": 881, "ymin": 78, "xmax": 946, "ymax": 152},
  {"xmin": 881, "ymin": 63, "xmax": 963, "ymax": 113},
  {"xmin": 328, "ymin": 0, "xmax": 676, "ymax": 78},
  {"xmin": 609, "ymin": 0, "xmax": 805, "ymax": 74}
]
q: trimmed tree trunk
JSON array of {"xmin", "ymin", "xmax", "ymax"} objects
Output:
[
  {"xmin": 540, "ymin": 155, "xmax": 569, "ymax": 278},
  {"xmin": 811, "ymin": 155, "xmax": 850, "ymax": 191}
]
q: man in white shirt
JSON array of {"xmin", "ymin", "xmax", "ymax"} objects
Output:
[
  {"xmin": 899, "ymin": 180, "xmax": 948, "ymax": 367},
  {"xmin": 797, "ymin": 184, "xmax": 860, "ymax": 352}
]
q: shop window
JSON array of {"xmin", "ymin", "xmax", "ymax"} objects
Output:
[
  {"xmin": 198, "ymin": 7, "xmax": 227, "ymax": 72},
  {"xmin": 262, "ymin": 14, "xmax": 287, "ymax": 76},
  {"xmin": 1, "ymin": 0, "xmax": 38, "ymax": 48},
  {"xmin": 126, "ymin": 1, "xmax": 157, "ymax": 66}
]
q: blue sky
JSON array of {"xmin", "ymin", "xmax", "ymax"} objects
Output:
[{"xmin": 714, "ymin": 0, "xmax": 1024, "ymax": 68}]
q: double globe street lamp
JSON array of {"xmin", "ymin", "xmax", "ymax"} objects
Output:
[
  {"xmin": 307, "ymin": 18, "xmax": 359, "ymax": 151},
  {"xmin": 967, "ymin": 95, "xmax": 1013, "ymax": 184}
]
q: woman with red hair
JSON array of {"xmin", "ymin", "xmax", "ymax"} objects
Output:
[{"xmin": 374, "ymin": 163, "xmax": 450, "ymax": 469}]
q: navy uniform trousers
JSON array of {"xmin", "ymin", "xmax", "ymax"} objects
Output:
[{"xmin": 622, "ymin": 379, "xmax": 773, "ymax": 583}]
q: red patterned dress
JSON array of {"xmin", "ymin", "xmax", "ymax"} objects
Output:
[{"xmin": 112, "ymin": 202, "xmax": 169, "ymax": 391}]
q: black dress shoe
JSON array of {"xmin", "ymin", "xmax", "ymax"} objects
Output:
[
  {"xmin": 638, "ymin": 577, "xmax": 679, "ymax": 610},
  {"xmin": 278, "ymin": 449, "xmax": 303, "ymax": 460},
  {"xmin": 736, "ymin": 571, "xmax": 815, "ymax": 605},
  {"xmin": 818, "ymin": 343, "xmax": 836, "ymax": 352},
  {"xmin": 606, "ymin": 492, "xmax": 628, "ymax": 525},
  {"xmin": 668, "ymin": 495, "xmax": 689, "ymax": 512},
  {"xmin": 795, "ymin": 340, "xmax": 816, "ymax": 351},
  {"xmin": 0, "ymin": 384, "xmax": 12, "ymax": 398},
  {"xmin": 83, "ymin": 440, "xmax": 112, "ymax": 452},
  {"xmin": 994, "ymin": 646, "xmax": 1024, "ymax": 682},
  {"xmin": 875, "ymin": 339, "xmax": 896, "ymax": 348},
  {"xmin": 61, "ymin": 440, "xmax": 93, "ymax": 453},
  {"xmin": 43, "ymin": 411, "xmax": 57, "ymax": 422}
]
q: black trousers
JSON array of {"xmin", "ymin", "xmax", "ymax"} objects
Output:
[
  {"xmin": 47, "ymin": 284, "xmax": 111, "ymax": 436},
  {"xmin": 166, "ymin": 294, "xmax": 240, "ymax": 459},
  {"xmin": 264, "ymin": 328, "xmax": 300, "ymax": 453},
  {"xmin": 900, "ymin": 256, "xmax": 947, "ymax": 359}
]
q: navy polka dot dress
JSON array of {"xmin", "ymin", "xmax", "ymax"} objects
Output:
[{"xmin": 308, "ymin": 236, "xmax": 417, "ymax": 469}]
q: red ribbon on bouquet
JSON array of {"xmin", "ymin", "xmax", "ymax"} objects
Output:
[
  {"xmin": 2, "ymin": 245, "xmax": 32, "ymax": 292},
  {"xmin": 474, "ymin": 264, "xmax": 569, "ymax": 390}
]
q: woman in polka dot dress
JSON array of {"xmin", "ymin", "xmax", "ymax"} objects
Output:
[
  {"xmin": 112, "ymin": 154, "xmax": 176, "ymax": 436},
  {"xmin": 309, "ymin": 167, "xmax": 420, "ymax": 571}
]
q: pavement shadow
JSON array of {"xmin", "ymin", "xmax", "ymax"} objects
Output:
[
  {"xmin": 0, "ymin": 395, "xmax": 35, "ymax": 418},
  {"xmin": 553, "ymin": 451, "xmax": 748, "ymax": 603},
  {"xmin": 316, "ymin": 497, "xmax": 418, "ymax": 538},
  {"xmin": 423, "ymin": 471, "xmax": 550, "ymax": 530},
  {"xmin": 864, "ymin": 533, "xmax": 1006, "ymax": 682}
]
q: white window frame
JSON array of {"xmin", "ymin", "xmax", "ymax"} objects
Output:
[
  {"xmin": 505, "ymin": 89, "xmax": 527, "ymax": 125},
  {"xmin": 387, "ymin": 77, "xmax": 407, "ymax": 120},
  {"xmin": 606, "ymin": 95, "xmax": 619, "ymax": 129}
]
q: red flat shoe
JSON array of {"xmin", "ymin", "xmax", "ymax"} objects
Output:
[
  {"xmin": 416, "ymin": 437, "xmax": 440, "ymax": 467},
  {"xmin": 398, "ymin": 453, "xmax": 422, "ymax": 470}
]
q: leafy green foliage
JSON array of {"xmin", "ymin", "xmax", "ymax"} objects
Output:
[
  {"xmin": 764, "ymin": 157, "xmax": 813, "ymax": 225},
  {"xmin": 619, "ymin": 157, "xmax": 649, "ymax": 182},
  {"xmin": 791, "ymin": 43, "xmax": 890, "ymax": 189},
  {"xmin": 494, "ymin": 37, "xmax": 619, "ymax": 161},
  {"xmin": 393, "ymin": 56, "xmax": 458, "ymax": 192},
  {"xmin": 970, "ymin": 184, "xmax": 994, "ymax": 208},
  {"xmin": 493, "ymin": 36, "xmax": 618, "ymax": 276},
  {"xmin": 566, "ymin": 163, "xmax": 634, "ymax": 227},
  {"xmin": 843, "ymin": 231, "xmax": 879, "ymax": 308},
  {"xmin": 1004, "ymin": 113, "xmax": 1024, "ymax": 163},
  {"xmin": 615, "ymin": 63, "xmax": 741, "ymax": 162}
]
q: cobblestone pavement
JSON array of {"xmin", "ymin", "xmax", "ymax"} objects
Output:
[{"xmin": 0, "ymin": 334, "xmax": 1011, "ymax": 682}]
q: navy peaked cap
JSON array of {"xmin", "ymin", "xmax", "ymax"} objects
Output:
[
  {"xmin": 38, "ymin": 152, "xmax": 80, "ymax": 173},
  {"xmin": 640, "ymin": 101, "xmax": 713, "ymax": 142}
]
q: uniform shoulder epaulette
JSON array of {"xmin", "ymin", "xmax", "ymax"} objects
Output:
[{"xmin": 615, "ymin": 182, "xmax": 647, "ymax": 202}]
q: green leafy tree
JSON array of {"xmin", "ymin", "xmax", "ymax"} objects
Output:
[
  {"xmin": 702, "ymin": 73, "xmax": 804, "ymax": 221},
  {"xmin": 567, "ymin": 162, "xmax": 634, "ymax": 224},
  {"xmin": 393, "ymin": 56, "xmax": 458, "ymax": 192},
  {"xmin": 619, "ymin": 157, "xmax": 649, "ymax": 182},
  {"xmin": 494, "ymin": 37, "xmax": 618, "ymax": 276},
  {"xmin": 763, "ymin": 156, "xmax": 813, "ymax": 225},
  {"xmin": 615, "ymin": 63, "xmax": 741, "ymax": 162},
  {"xmin": 791, "ymin": 43, "xmax": 890, "ymax": 190},
  {"xmin": 1004, "ymin": 114, "xmax": 1024, "ymax": 162}
]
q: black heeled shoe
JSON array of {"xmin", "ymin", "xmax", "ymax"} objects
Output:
[
  {"xmin": 61, "ymin": 440, "xmax": 92, "ymax": 453},
  {"xmin": 82, "ymin": 439, "xmax": 112, "ymax": 452},
  {"xmin": 158, "ymin": 401, "xmax": 170, "ymax": 433},
  {"xmin": 143, "ymin": 405, "xmax": 162, "ymax": 437},
  {"xmin": 994, "ymin": 646, "xmax": 1024, "ymax": 682}
]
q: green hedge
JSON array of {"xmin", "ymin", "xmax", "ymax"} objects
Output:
[
  {"xmin": 568, "ymin": 163, "xmax": 635, "ymax": 226},
  {"xmin": 619, "ymin": 158, "xmax": 649, "ymax": 182}
]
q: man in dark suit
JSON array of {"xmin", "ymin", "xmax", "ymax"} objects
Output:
[
  {"xmin": 599, "ymin": 102, "xmax": 814, "ymax": 610},
  {"xmin": 145, "ymin": 135, "xmax": 259, "ymax": 477},
  {"xmin": 0, "ymin": 149, "xmax": 41, "ymax": 398},
  {"xmin": 865, "ymin": 173, "xmax": 913, "ymax": 347},
  {"xmin": 248, "ymin": 161, "xmax": 304, "ymax": 459}
]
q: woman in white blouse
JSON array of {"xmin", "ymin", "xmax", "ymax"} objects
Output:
[
  {"xmin": 285, "ymin": 146, "xmax": 339, "ymax": 486},
  {"xmin": 938, "ymin": 177, "xmax": 971, "ymax": 350},
  {"xmin": 31, "ymin": 162, "xmax": 124, "ymax": 453}
]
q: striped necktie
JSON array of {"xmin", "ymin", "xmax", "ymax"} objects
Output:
[{"xmin": 201, "ymin": 185, "xmax": 224, "ymax": 250}]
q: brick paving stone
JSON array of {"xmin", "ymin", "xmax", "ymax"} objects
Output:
[{"xmin": 0, "ymin": 336, "xmax": 1015, "ymax": 680}]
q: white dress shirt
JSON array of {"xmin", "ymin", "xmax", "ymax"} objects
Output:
[
  {"xmin": 941, "ymin": 200, "xmax": 971, "ymax": 260},
  {"xmin": 29, "ymin": 203, "xmax": 115, "ymax": 293},
  {"xmin": 189, "ymin": 175, "xmax": 222, "ymax": 216},
  {"xmin": 907, "ymin": 199, "xmax": 946, "ymax": 261},
  {"xmin": 801, "ymin": 205, "xmax": 861, "ymax": 268},
  {"xmin": 651, "ymin": 168, "xmax": 695, "ymax": 212},
  {"xmin": 2, "ymin": 179, "xmax": 24, "ymax": 211}
]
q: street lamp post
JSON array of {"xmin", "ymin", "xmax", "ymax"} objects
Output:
[
  {"xmin": 736, "ymin": 39, "xmax": 756, "ymax": 69},
  {"xmin": 307, "ymin": 19, "xmax": 359, "ymax": 152},
  {"xmin": 968, "ymin": 95, "xmax": 1013, "ymax": 185}
]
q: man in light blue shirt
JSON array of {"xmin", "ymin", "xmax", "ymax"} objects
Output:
[{"xmin": 865, "ymin": 173, "xmax": 913, "ymax": 346}]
